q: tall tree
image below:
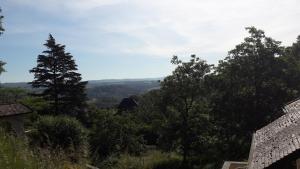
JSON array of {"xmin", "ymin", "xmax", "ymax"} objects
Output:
[
  {"xmin": 0, "ymin": 8, "xmax": 4, "ymax": 35},
  {"xmin": 281, "ymin": 35, "xmax": 300, "ymax": 93},
  {"xmin": 0, "ymin": 61, "xmax": 5, "ymax": 76},
  {"xmin": 30, "ymin": 34, "xmax": 87, "ymax": 116},
  {"xmin": 0, "ymin": 8, "xmax": 5, "ymax": 75},
  {"xmin": 160, "ymin": 55, "xmax": 212, "ymax": 168},
  {"xmin": 208, "ymin": 27, "xmax": 294, "ymax": 161}
]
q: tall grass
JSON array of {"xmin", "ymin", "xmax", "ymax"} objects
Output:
[
  {"xmin": 98, "ymin": 150, "xmax": 181, "ymax": 169},
  {"xmin": 0, "ymin": 129, "xmax": 86, "ymax": 169},
  {"xmin": 0, "ymin": 129, "xmax": 181, "ymax": 169}
]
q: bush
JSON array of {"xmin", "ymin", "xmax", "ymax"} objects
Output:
[
  {"xmin": 152, "ymin": 159, "xmax": 181, "ymax": 169},
  {"xmin": 139, "ymin": 125, "xmax": 159, "ymax": 145},
  {"xmin": 29, "ymin": 115, "xmax": 86, "ymax": 150},
  {"xmin": 89, "ymin": 109, "xmax": 144, "ymax": 164},
  {"xmin": 21, "ymin": 96, "xmax": 50, "ymax": 115}
]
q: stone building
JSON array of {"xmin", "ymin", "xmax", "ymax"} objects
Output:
[
  {"xmin": 0, "ymin": 103, "xmax": 31, "ymax": 137},
  {"xmin": 222, "ymin": 98, "xmax": 300, "ymax": 169}
]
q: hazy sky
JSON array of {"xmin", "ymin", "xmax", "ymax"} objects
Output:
[{"xmin": 0, "ymin": 0, "xmax": 299, "ymax": 82}]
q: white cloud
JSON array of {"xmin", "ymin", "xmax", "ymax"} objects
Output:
[
  {"xmin": 9, "ymin": 0, "xmax": 125, "ymax": 18},
  {"xmin": 7, "ymin": 0, "xmax": 300, "ymax": 61},
  {"xmin": 93, "ymin": 0, "xmax": 300, "ymax": 59},
  {"xmin": 11, "ymin": 0, "xmax": 124, "ymax": 10}
]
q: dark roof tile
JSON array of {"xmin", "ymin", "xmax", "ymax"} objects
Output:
[
  {"xmin": 0, "ymin": 103, "xmax": 31, "ymax": 117},
  {"xmin": 248, "ymin": 99, "xmax": 300, "ymax": 169}
]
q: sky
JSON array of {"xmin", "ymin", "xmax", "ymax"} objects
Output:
[{"xmin": 0, "ymin": 0, "xmax": 299, "ymax": 82}]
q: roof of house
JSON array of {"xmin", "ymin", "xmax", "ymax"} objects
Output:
[
  {"xmin": 0, "ymin": 103, "xmax": 31, "ymax": 117},
  {"xmin": 248, "ymin": 98, "xmax": 300, "ymax": 169},
  {"xmin": 118, "ymin": 97, "xmax": 138, "ymax": 110}
]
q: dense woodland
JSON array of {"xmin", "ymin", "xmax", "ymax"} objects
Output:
[{"xmin": 1, "ymin": 7, "xmax": 300, "ymax": 169}]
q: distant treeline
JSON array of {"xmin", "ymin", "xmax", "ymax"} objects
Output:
[{"xmin": 2, "ymin": 79, "xmax": 160, "ymax": 108}]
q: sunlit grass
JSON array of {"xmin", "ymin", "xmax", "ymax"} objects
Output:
[
  {"xmin": 0, "ymin": 128, "xmax": 182, "ymax": 169},
  {"xmin": 0, "ymin": 129, "xmax": 86, "ymax": 169},
  {"xmin": 103, "ymin": 150, "xmax": 181, "ymax": 169}
]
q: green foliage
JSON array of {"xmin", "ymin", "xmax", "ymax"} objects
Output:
[
  {"xmin": 98, "ymin": 150, "xmax": 181, "ymax": 169},
  {"xmin": 29, "ymin": 115, "xmax": 87, "ymax": 151},
  {"xmin": 0, "ymin": 60, "xmax": 5, "ymax": 75},
  {"xmin": 205, "ymin": 27, "xmax": 297, "ymax": 164},
  {"xmin": 0, "ymin": 6, "xmax": 6, "ymax": 75},
  {"xmin": 282, "ymin": 35, "xmax": 300, "ymax": 93},
  {"xmin": 0, "ymin": 128, "xmax": 44, "ymax": 169},
  {"xmin": 0, "ymin": 121, "xmax": 13, "ymax": 134},
  {"xmin": 0, "ymin": 87, "xmax": 27, "ymax": 103},
  {"xmin": 159, "ymin": 55, "xmax": 212, "ymax": 166},
  {"xmin": 89, "ymin": 109, "xmax": 144, "ymax": 165},
  {"xmin": 151, "ymin": 159, "xmax": 181, "ymax": 169},
  {"xmin": 133, "ymin": 28, "xmax": 300, "ymax": 169},
  {"xmin": 0, "ymin": 8, "xmax": 4, "ymax": 35},
  {"xmin": 0, "ymin": 7, "xmax": 5, "ymax": 82},
  {"xmin": 29, "ymin": 34, "xmax": 87, "ymax": 116},
  {"xmin": 135, "ymin": 89, "xmax": 172, "ymax": 146},
  {"xmin": 20, "ymin": 96, "xmax": 50, "ymax": 114},
  {"xmin": 0, "ymin": 129, "xmax": 86, "ymax": 169}
]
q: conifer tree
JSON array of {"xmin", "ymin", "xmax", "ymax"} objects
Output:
[
  {"xmin": 0, "ymin": 8, "xmax": 4, "ymax": 35},
  {"xmin": 30, "ymin": 34, "xmax": 87, "ymax": 116},
  {"xmin": 0, "ymin": 7, "xmax": 5, "ymax": 74}
]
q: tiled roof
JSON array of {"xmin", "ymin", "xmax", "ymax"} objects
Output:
[
  {"xmin": 118, "ymin": 98, "xmax": 138, "ymax": 110},
  {"xmin": 248, "ymin": 99, "xmax": 300, "ymax": 169},
  {"xmin": 0, "ymin": 103, "xmax": 31, "ymax": 117}
]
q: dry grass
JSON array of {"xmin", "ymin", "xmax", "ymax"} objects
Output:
[{"xmin": 0, "ymin": 129, "xmax": 87, "ymax": 169}]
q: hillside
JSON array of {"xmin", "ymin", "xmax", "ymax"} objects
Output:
[
  {"xmin": 87, "ymin": 79, "xmax": 161, "ymax": 107},
  {"xmin": 1, "ymin": 78, "xmax": 162, "ymax": 108}
]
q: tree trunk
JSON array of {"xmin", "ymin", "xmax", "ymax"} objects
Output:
[{"xmin": 181, "ymin": 99, "xmax": 190, "ymax": 169}]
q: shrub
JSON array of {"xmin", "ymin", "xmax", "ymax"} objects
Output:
[
  {"xmin": 29, "ymin": 115, "xmax": 86, "ymax": 150},
  {"xmin": 89, "ymin": 109, "xmax": 144, "ymax": 165},
  {"xmin": 139, "ymin": 125, "xmax": 159, "ymax": 145},
  {"xmin": 21, "ymin": 96, "xmax": 50, "ymax": 115},
  {"xmin": 0, "ymin": 121, "xmax": 13, "ymax": 134},
  {"xmin": 152, "ymin": 159, "xmax": 181, "ymax": 169}
]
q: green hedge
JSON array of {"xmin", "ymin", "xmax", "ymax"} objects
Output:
[{"xmin": 29, "ymin": 115, "xmax": 86, "ymax": 150}]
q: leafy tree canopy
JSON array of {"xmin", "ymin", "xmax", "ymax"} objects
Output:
[
  {"xmin": 207, "ymin": 27, "xmax": 297, "ymax": 161},
  {"xmin": 160, "ymin": 55, "xmax": 212, "ymax": 168}
]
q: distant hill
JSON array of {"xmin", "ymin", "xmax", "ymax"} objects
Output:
[
  {"xmin": 1, "ymin": 82, "xmax": 32, "ymax": 89},
  {"xmin": 86, "ymin": 77, "xmax": 162, "ymax": 88},
  {"xmin": 1, "ymin": 78, "xmax": 162, "ymax": 108}
]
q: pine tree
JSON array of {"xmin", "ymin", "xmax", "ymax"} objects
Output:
[
  {"xmin": 30, "ymin": 34, "xmax": 87, "ymax": 116},
  {"xmin": 0, "ymin": 8, "xmax": 4, "ymax": 35},
  {"xmin": 0, "ymin": 8, "xmax": 5, "ymax": 75}
]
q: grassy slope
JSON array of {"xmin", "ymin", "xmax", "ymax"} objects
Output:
[
  {"xmin": 0, "ymin": 130, "xmax": 85, "ymax": 169},
  {"xmin": 0, "ymin": 129, "xmax": 181, "ymax": 169}
]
